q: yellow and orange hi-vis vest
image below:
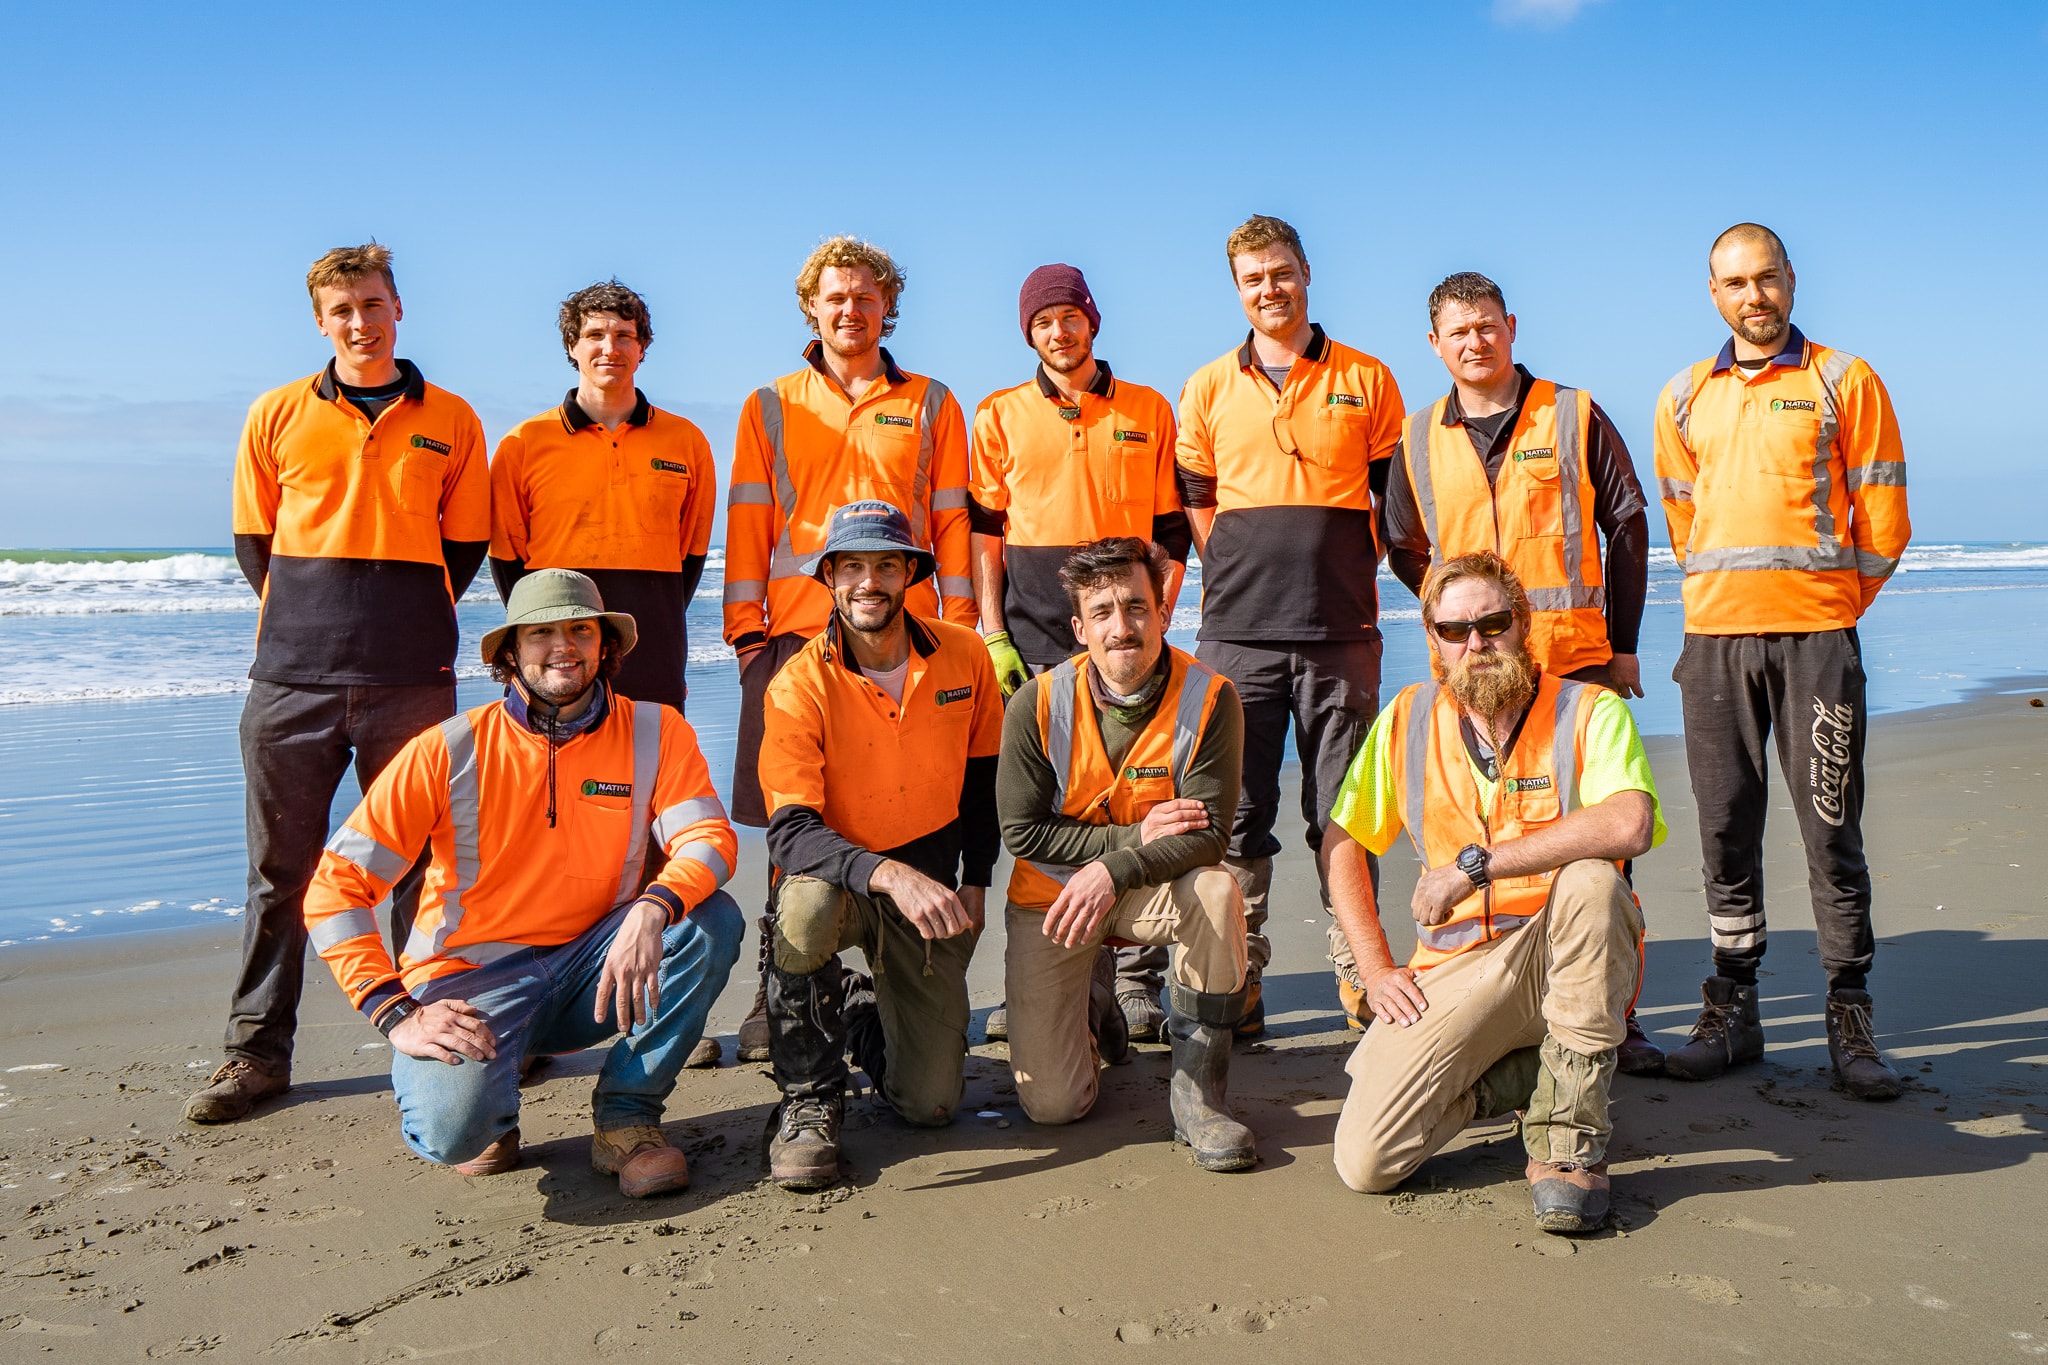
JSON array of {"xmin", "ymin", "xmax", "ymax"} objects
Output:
[
  {"xmin": 1386, "ymin": 671, "xmax": 1625, "ymax": 971},
  {"xmin": 1402, "ymin": 379, "xmax": 1609, "ymax": 677},
  {"xmin": 1007, "ymin": 646, "xmax": 1227, "ymax": 910}
]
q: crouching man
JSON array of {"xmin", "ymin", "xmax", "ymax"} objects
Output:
[
  {"xmin": 758, "ymin": 502, "xmax": 1004, "ymax": 1190},
  {"xmin": 302, "ymin": 570, "xmax": 743, "ymax": 1196},
  {"xmin": 1327, "ymin": 552, "xmax": 1662, "ymax": 1233},
  {"xmin": 998, "ymin": 538, "xmax": 1256, "ymax": 1169}
]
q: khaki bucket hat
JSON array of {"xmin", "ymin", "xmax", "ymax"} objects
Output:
[{"xmin": 479, "ymin": 568, "xmax": 638, "ymax": 666}]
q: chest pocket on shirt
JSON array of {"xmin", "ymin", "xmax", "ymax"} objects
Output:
[
  {"xmin": 393, "ymin": 445, "xmax": 448, "ymax": 519},
  {"xmin": 1106, "ymin": 434, "xmax": 1154, "ymax": 509},
  {"xmin": 565, "ymin": 780, "xmax": 635, "ymax": 898},
  {"xmin": 1498, "ymin": 775, "xmax": 1562, "ymax": 828},
  {"xmin": 851, "ymin": 419, "xmax": 920, "ymax": 508},
  {"xmin": 1307, "ymin": 403, "xmax": 1373, "ymax": 471},
  {"xmin": 626, "ymin": 458, "xmax": 692, "ymax": 539},
  {"xmin": 1515, "ymin": 455, "xmax": 1564, "ymax": 546}
]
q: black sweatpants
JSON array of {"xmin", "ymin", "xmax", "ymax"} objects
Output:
[{"xmin": 1673, "ymin": 628, "xmax": 1873, "ymax": 992}]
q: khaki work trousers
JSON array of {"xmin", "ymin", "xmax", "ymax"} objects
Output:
[
  {"xmin": 774, "ymin": 875, "xmax": 980, "ymax": 1128},
  {"xmin": 1333, "ymin": 859, "xmax": 1642, "ymax": 1193},
  {"xmin": 1005, "ymin": 867, "xmax": 1249, "ymax": 1125}
]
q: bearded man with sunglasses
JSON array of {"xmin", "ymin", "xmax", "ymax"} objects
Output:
[{"xmin": 1324, "ymin": 552, "xmax": 1663, "ymax": 1235}]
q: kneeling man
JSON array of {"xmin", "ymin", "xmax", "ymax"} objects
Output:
[
  {"xmin": 999, "ymin": 537, "xmax": 1256, "ymax": 1171},
  {"xmin": 759, "ymin": 502, "xmax": 1003, "ymax": 1190},
  {"xmin": 302, "ymin": 570, "xmax": 743, "ymax": 1195},
  {"xmin": 1327, "ymin": 552, "xmax": 1662, "ymax": 1232}
]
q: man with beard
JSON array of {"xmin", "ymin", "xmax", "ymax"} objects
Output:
[
  {"xmin": 1654, "ymin": 224, "xmax": 1910, "ymax": 1099},
  {"xmin": 1325, "ymin": 552, "xmax": 1662, "ymax": 1234},
  {"xmin": 1381, "ymin": 270, "xmax": 1663, "ymax": 1077},
  {"xmin": 969, "ymin": 264, "xmax": 1191, "ymax": 1043},
  {"xmin": 1175, "ymin": 215, "xmax": 1404, "ymax": 1037},
  {"xmin": 724, "ymin": 237, "xmax": 975, "ymax": 1061},
  {"xmin": 998, "ymin": 537, "xmax": 1256, "ymax": 1171},
  {"xmin": 756, "ymin": 502, "xmax": 1002, "ymax": 1190},
  {"xmin": 299, "ymin": 570, "xmax": 743, "ymax": 1196}
]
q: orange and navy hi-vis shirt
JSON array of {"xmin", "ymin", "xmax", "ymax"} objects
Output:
[
  {"xmin": 302, "ymin": 683, "xmax": 737, "ymax": 1027},
  {"xmin": 490, "ymin": 390, "xmax": 718, "ymax": 709},
  {"xmin": 759, "ymin": 613, "xmax": 1004, "ymax": 891},
  {"xmin": 231, "ymin": 360, "xmax": 491, "ymax": 685},
  {"xmin": 1175, "ymin": 325, "xmax": 1404, "ymax": 642},
  {"xmin": 1654, "ymin": 326, "xmax": 1910, "ymax": 635},
  {"xmin": 969, "ymin": 363, "xmax": 1190, "ymax": 667},
  {"xmin": 723, "ymin": 343, "xmax": 974, "ymax": 652}
]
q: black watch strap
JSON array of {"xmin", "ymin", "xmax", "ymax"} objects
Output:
[
  {"xmin": 376, "ymin": 996, "xmax": 421, "ymax": 1037},
  {"xmin": 1457, "ymin": 843, "xmax": 1491, "ymax": 889}
]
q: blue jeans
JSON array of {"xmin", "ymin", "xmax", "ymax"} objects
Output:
[{"xmin": 392, "ymin": 892, "xmax": 744, "ymax": 1164}]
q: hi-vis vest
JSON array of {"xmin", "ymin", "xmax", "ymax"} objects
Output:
[
  {"xmin": 1387, "ymin": 672, "xmax": 1621, "ymax": 971},
  {"xmin": 1007, "ymin": 646, "xmax": 1227, "ymax": 910},
  {"xmin": 1402, "ymin": 380, "xmax": 1608, "ymax": 676}
]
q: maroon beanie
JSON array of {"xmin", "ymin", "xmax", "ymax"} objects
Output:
[{"xmin": 1018, "ymin": 264, "xmax": 1100, "ymax": 341}]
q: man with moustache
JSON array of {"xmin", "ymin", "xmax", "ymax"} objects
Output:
[
  {"xmin": 1380, "ymin": 270, "xmax": 1663, "ymax": 1076},
  {"xmin": 1175, "ymin": 215, "xmax": 1405, "ymax": 1035},
  {"xmin": 724, "ymin": 238, "xmax": 976, "ymax": 1061},
  {"xmin": 998, "ymin": 537, "xmax": 1257, "ymax": 1171},
  {"xmin": 193, "ymin": 243, "xmax": 491, "ymax": 1124},
  {"xmin": 969, "ymin": 264, "xmax": 1191, "ymax": 1042},
  {"xmin": 1326, "ymin": 552, "xmax": 1662, "ymax": 1234},
  {"xmin": 755, "ymin": 502, "xmax": 1002, "ymax": 1190},
  {"xmin": 1654, "ymin": 224, "xmax": 1910, "ymax": 1099}
]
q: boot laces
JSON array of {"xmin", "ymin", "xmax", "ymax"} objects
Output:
[
  {"xmin": 207, "ymin": 1059, "xmax": 262, "ymax": 1087},
  {"xmin": 1831, "ymin": 998, "xmax": 1883, "ymax": 1061},
  {"xmin": 781, "ymin": 1097, "xmax": 837, "ymax": 1138},
  {"xmin": 1685, "ymin": 998, "xmax": 1734, "ymax": 1047}
]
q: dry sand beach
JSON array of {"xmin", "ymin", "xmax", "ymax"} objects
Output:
[{"xmin": 2, "ymin": 692, "xmax": 2044, "ymax": 1362}]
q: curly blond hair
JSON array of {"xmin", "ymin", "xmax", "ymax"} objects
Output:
[{"xmin": 795, "ymin": 236, "xmax": 904, "ymax": 336}]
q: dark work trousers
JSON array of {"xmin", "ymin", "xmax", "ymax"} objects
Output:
[
  {"xmin": 1196, "ymin": 637, "xmax": 1383, "ymax": 982},
  {"xmin": 1673, "ymin": 628, "xmax": 1873, "ymax": 992},
  {"xmin": 229, "ymin": 680, "xmax": 456, "ymax": 1069},
  {"xmin": 729, "ymin": 632, "xmax": 813, "ymax": 829}
]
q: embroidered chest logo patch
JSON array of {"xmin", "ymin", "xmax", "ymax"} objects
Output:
[
  {"xmin": 408, "ymin": 435, "xmax": 451, "ymax": 454},
  {"xmin": 649, "ymin": 458, "xmax": 690, "ymax": 474},
  {"xmin": 581, "ymin": 780, "xmax": 631, "ymax": 798},
  {"xmin": 1112, "ymin": 429, "xmax": 1149, "ymax": 443},
  {"xmin": 935, "ymin": 686, "xmax": 973, "ymax": 706},
  {"xmin": 1512, "ymin": 448, "xmax": 1556, "ymax": 462},
  {"xmin": 1501, "ymin": 775, "xmax": 1552, "ymax": 794},
  {"xmin": 875, "ymin": 413, "xmax": 915, "ymax": 428},
  {"xmin": 1326, "ymin": 393, "xmax": 1365, "ymax": 408},
  {"xmin": 1770, "ymin": 398, "xmax": 1817, "ymax": 412},
  {"xmin": 1124, "ymin": 765, "xmax": 1171, "ymax": 780}
]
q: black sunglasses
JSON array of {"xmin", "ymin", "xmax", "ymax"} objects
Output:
[{"xmin": 1431, "ymin": 610, "xmax": 1515, "ymax": 644}]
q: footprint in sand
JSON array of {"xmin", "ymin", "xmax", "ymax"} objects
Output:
[
  {"xmin": 1906, "ymin": 1285, "xmax": 1952, "ymax": 1311},
  {"xmin": 1703, "ymin": 1215, "xmax": 1795, "ymax": 1238},
  {"xmin": 1647, "ymin": 1273, "xmax": 1742, "ymax": 1305},
  {"xmin": 1029, "ymin": 1195, "xmax": 1096, "ymax": 1219},
  {"xmin": 1785, "ymin": 1280, "xmax": 1872, "ymax": 1309}
]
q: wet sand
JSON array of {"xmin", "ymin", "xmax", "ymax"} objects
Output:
[{"xmin": 2, "ymin": 692, "xmax": 2044, "ymax": 1361}]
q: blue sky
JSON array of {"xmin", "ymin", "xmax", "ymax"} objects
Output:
[{"xmin": 2, "ymin": 1, "xmax": 2042, "ymax": 547}]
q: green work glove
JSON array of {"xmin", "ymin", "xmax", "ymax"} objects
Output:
[{"xmin": 984, "ymin": 630, "xmax": 1030, "ymax": 698}]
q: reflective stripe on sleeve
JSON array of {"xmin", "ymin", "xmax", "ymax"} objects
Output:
[
  {"xmin": 910, "ymin": 380, "xmax": 950, "ymax": 545},
  {"xmin": 1667, "ymin": 367, "xmax": 1697, "ymax": 443},
  {"xmin": 723, "ymin": 578, "xmax": 768, "ymax": 604},
  {"xmin": 728, "ymin": 481, "xmax": 773, "ymax": 506},
  {"xmin": 930, "ymin": 487, "xmax": 969, "ymax": 510},
  {"xmin": 937, "ymin": 575, "xmax": 973, "ymax": 600},
  {"xmin": 309, "ymin": 906, "xmax": 379, "ymax": 954},
  {"xmin": 406, "ymin": 713, "xmax": 480, "ymax": 962},
  {"xmin": 652, "ymin": 794, "xmax": 729, "ymax": 848},
  {"xmin": 325, "ymin": 825, "xmax": 411, "ymax": 886},
  {"xmin": 677, "ymin": 841, "xmax": 733, "ymax": 887},
  {"xmin": 758, "ymin": 385, "xmax": 806, "ymax": 583},
  {"xmin": 1658, "ymin": 476, "xmax": 1694, "ymax": 503},
  {"xmin": 1844, "ymin": 461, "xmax": 1907, "ymax": 491},
  {"xmin": 1855, "ymin": 549, "xmax": 1901, "ymax": 579}
]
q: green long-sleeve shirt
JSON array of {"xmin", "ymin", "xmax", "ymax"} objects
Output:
[{"xmin": 997, "ymin": 658, "xmax": 1243, "ymax": 894}]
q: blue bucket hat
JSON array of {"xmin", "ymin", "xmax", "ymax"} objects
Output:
[{"xmin": 800, "ymin": 500, "xmax": 936, "ymax": 586}]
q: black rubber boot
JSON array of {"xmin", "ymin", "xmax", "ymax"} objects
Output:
[
  {"xmin": 1826, "ymin": 989, "xmax": 1904, "ymax": 1100},
  {"xmin": 1663, "ymin": 976, "xmax": 1764, "ymax": 1081},
  {"xmin": 1166, "ymin": 983, "xmax": 1256, "ymax": 1172},
  {"xmin": 736, "ymin": 910, "xmax": 775, "ymax": 1063},
  {"xmin": 766, "ymin": 962, "xmax": 846, "ymax": 1190},
  {"xmin": 843, "ymin": 969, "xmax": 886, "ymax": 1094},
  {"xmin": 1089, "ymin": 947, "xmax": 1131, "ymax": 1066}
]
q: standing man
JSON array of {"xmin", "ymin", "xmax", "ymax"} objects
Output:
[
  {"xmin": 1654, "ymin": 224, "xmax": 1910, "ymax": 1099},
  {"xmin": 756, "ymin": 502, "xmax": 1001, "ymax": 1190},
  {"xmin": 969, "ymin": 263, "xmax": 1191, "ymax": 1042},
  {"xmin": 998, "ymin": 538, "xmax": 1256, "ymax": 1171},
  {"xmin": 491, "ymin": 281, "xmax": 717, "ymax": 715},
  {"xmin": 1175, "ymin": 215, "xmax": 1404, "ymax": 1035},
  {"xmin": 1381, "ymin": 271, "xmax": 1663, "ymax": 1075},
  {"xmin": 724, "ymin": 237, "xmax": 976, "ymax": 1061},
  {"xmin": 191, "ymin": 243, "xmax": 490, "ymax": 1124}
]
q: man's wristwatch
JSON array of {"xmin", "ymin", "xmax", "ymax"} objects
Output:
[
  {"xmin": 1456, "ymin": 843, "xmax": 1491, "ymax": 889},
  {"xmin": 376, "ymin": 996, "xmax": 422, "ymax": 1037}
]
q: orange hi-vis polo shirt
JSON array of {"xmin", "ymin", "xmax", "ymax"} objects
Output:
[
  {"xmin": 1654, "ymin": 326, "xmax": 1910, "ymax": 634},
  {"xmin": 490, "ymin": 390, "xmax": 718, "ymax": 708},
  {"xmin": 1175, "ymin": 325, "xmax": 1404, "ymax": 642},
  {"xmin": 723, "ymin": 343, "xmax": 974, "ymax": 652},
  {"xmin": 302, "ymin": 683, "xmax": 737, "ymax": 1028},
  {"xmin": 232, "ymin": 360, "xmax": 490, "ymax": 685},
  {"xmin": 969, "ymin": 363, "xmax": 1187, "ymax": 666}
]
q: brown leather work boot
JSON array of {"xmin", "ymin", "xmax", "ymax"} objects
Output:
[
  {"xmin": 1527, "ymin": 1158, "xmax": 1610, "ymax": 1234},
  {"xmin": 1826, "ymin": 989, "xmax": 1904, "ymax": 1100},
  {"xmin": 684, "ymin": 1036, "xmax": 722, "ymax": 1069},
  {"xmin": 1617, "ymin": 1009, "xmax": 1665, "ymax": 1076},
  {"xmin": 592, "ymin": 1124, "xmax": 691, "ymax": 1197},
  {"xmin": 453, "ymin": 1127, "xmax": 521, "ymax": 1176},
  {"xmin": 1663, "ymin": 977, "xmax": 1764, "ymax": 1081},
  {"xmin": 183, "ymin": 1058, "xmax": 289, "ymax": 1124},
  {"xmin": 737, "ymin": 975, "xmax": 772, "ymax": 1062}
]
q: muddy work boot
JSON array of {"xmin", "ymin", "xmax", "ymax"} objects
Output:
[
  {"xmin": 1617, "ymin": 1009, "xmax": 1664, "ymax": 1076},
  {"xmin": 1526, "ymin": 1159, "xmax": 1611, "ymax": 1234},
  {"xmin": 983, "ymin": 1003, "xmax": 1010, "ymax": 1043},
  {"xmin": 183, "ymin": 1057, "xmax": 290, "ymax": 1124},
  {"xmin": 1166, "ymin": 983, "xmax": 1257, "ymax": 1172},
  {"xmin": 1089, "ymin": 948, "xmax": 1131, "ymax": 1066},
  {"xmin": 450, "ymin": 1127, "xmax": 521, "ymax": 1176},
  {"xmin": 1521, "ymin": 1035, "xmax": 1617, "ymax": 1234},
  {"xmin": 1117, "ymin": 985, "xmax": 1165, "ymax": 1043},
  {"xmin": 683, "ymin": 1036, "xmax": 722, "ymax": 1069},
  {"xmin": 1826, "ymin": 989, "xmax": 1904, "ymax": 1100},
  {"xmin": 766, "ymin": 962, "xmax": 848, "ymax": 1191},
  {"xmin": 1662, "ymin": 976, "xmax": 1763, "ymax": 1081},
  {"xmin": 736, "ymin": 913, "xmax": 775, "ymax": 1062},
  {"xmin": 592, "ymin": 1124, "xmax": 690, "ymax": 1197}
]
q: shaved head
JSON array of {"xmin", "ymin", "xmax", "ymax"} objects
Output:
[{"xmin": 1709, "ymin": 223, "xmax": 1789, "ymax": 279}]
